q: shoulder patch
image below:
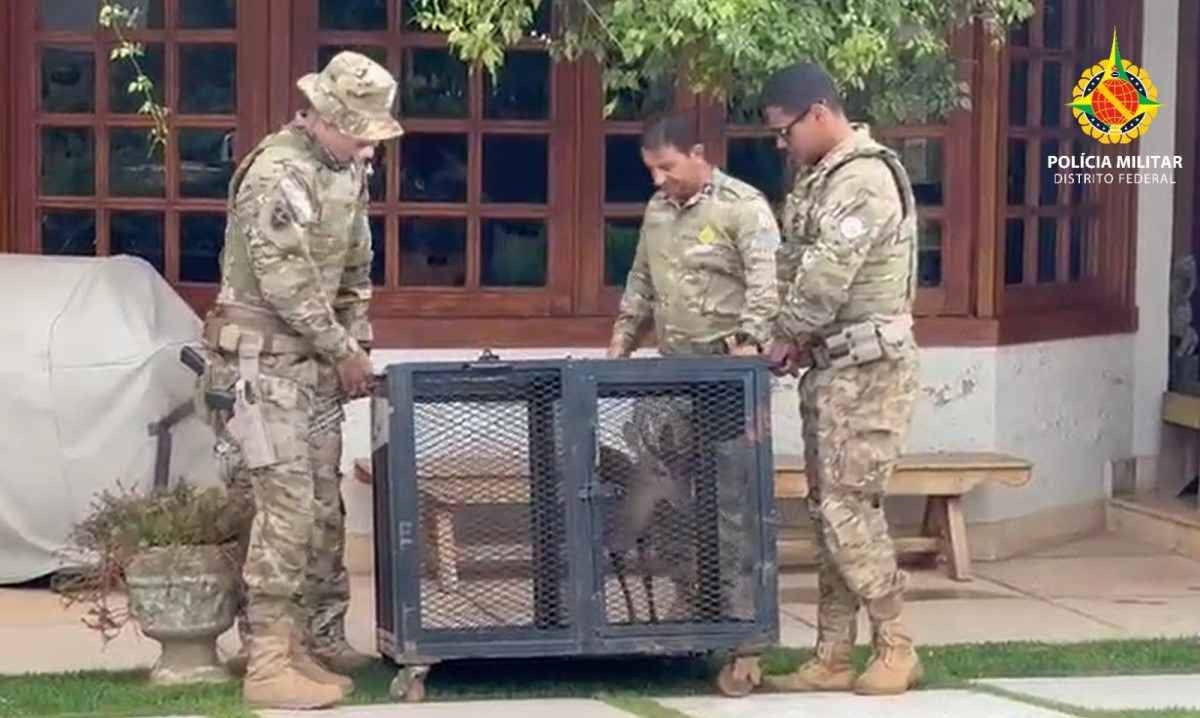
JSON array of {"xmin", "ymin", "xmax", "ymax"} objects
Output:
[
  {"xmin": 277, "ymin": 174, "xmax": 315, "ymax": 226},
  {"xmin": 839, "ymin": 216, "xmax": 866, "ymax": 240}
]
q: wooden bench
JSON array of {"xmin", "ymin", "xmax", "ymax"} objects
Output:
[
  {"xmin": 773, "ymin": 452, "xmax": 1032, "ymax": 581},
  {"xmin": 358, "ymin": 451, "xmax": 1032, "ymax": 586}
]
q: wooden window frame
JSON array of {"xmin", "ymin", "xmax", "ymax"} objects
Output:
[
  {"xmin": 285, "ymin": 0, "xmax": 578, "ymax": 340},
  {"xmin": 0, "ymin": 2, "xmax": 13, "ymax": 254},
  {"xmin": 986, "ymin": 0, "xmax": 1140, "ymax": 336},
  {"xmin": 3, "ymin": 0, "xmax": 1144, "ymax": 349},
  {"xmin": 11, "ymin": 0, "xmax": 271, "ymax": 310}
]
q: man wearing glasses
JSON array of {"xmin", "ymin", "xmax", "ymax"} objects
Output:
[{"xmin": 759, "ymin": 62, "xmax": 923, "ymax": 696}]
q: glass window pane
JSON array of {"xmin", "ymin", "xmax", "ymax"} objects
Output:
[
  {"xmin": 111, "ymin": 211, "xmax": 165, "ymax": 274},
  {"xmin": 485, "ymin": 51, "xmax": 551, "ymax": 120},
  {"xmin": 1043, "ymin": 0, "xmax": 1064, "ymax": 49},
  {"xmin": 179, "ymin": 128, "xmax": 236, "ymax": 198},
  {"xmin": 1077, "ymin": 0, "xmax": 1094, "ymax": 50},
  {"xmin": 179, "ymin": 44, "xmax": 236, "ymax": 115},
  {"xmin": 41, "ymin": 127, "xmax": 94, "ymax": 196},
  {"xmin": 399, "ymin": 218, "xmax": 467, "ymax": 286},
  {"xmin": 1005, "ymin": 218, "xmax": 1025, "ymax": 285},
  {"xmin": 110, "ymin": 43, "xmax": 164, "ymax": 113},
  {"xmin": 1008, "ymin": 60, "xmax": 1028, "ymax": 127},
  {"xmin": 367, "ymin": 149, "xmax": 386, "ymax": 202},
  {"xmin": 1037, "ymin": 218, "xmax": 1058, "ymax": 283},
  {"xmin": 320, "ymin": 0, "xmax": 386, "ymax": 30},
  {"xmin": 481, "ymin": 219, "xmax": 547, "ymax": 287},
  {"xmin": 1069, "ymin": 217, "xmax": 1084, "ymax": 280},
  {"xmin": 180, "ymin": 214, "xmax": 226, "ymax": 283},
  {"xmin": 110, "ymin": 128, "xmax": 166, "ymax": 197},
  {"xmin": 318, "ymin": 45, "xmax": 387, "ymax": 73},
  {"xmin": 918, "ymin": 220, "xmax": 943, "ymax": 288},
  {"xmin": 39, "ymin": 0, "xmax": 97, "ymax": 30},
  {"xmin": 369, "ymin": 216, "xmax": 386, "ymax": 286},
  {"xmin": 1041, "ymin": 62, "xmax": 1062, "ymax": 127},
  {"xmin": 727, "ymin": 138, "xmax": 786, "ymax": 206},
  {"xmin": 605, "ymin": 135, "xmax": 654, "ymax": 204},
  {"xmin": 400, "ymin": 133, "xmax": 468, "ymax": 203},
  {"xmin": 41, "ymin": 210, "xmax": 95, "ymax": 256},
  {"xmin": 42, "ymin": 47, "xmax": 95, "ymax": 113},
  {"xmin": 1039, "ymin": 139, "xmax": 1059, "ymax": 206},
  {"xmin": 886, "ymin": 137, "xmax": 943, "ymax": 206},
  {"xmin": 1007, "ymin": 139, "xmax": 1027, "ymax": 206},
  {"xmin": 402, "ymin": 49, "xmax": 468, "ymax": 118},
  {"xmin": 1009, "ymin": 17, "xmax": 1029, "ymax": 46},
  {"xmin": 179, "ymin": 0, "xmax": 235, "ymax": 28},
  {"xmin": 606, "ymin": 73, "xmax": 674, "ymax": 122},
  {"xmin": 483, "ymin": 135, "xmax": 548, "ymax": 204},
  {"xmin": 605, "ymin": 218, "xmax": 641, "ymax": 287}
]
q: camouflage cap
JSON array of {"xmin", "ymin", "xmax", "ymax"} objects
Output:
[{"xmin": 297, "ymin": 51, "xmax": 404, "ymax": 142}]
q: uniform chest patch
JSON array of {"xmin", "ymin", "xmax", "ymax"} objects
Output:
[
  {"xmin": 839, "ymin": 216, "xmax": 866, "ymax": 240},
  {"xmin": 697, "ymin": 225, "xmax": 717, "ymax": 245}
]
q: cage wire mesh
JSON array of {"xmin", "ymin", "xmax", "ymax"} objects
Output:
[
  {"xmin": 594, "ymin": 379, "xmax": 757, "ymax": 627},
  {"xmin": 410, "ymin": 368, "xmax": 570, "ymax": 632}
]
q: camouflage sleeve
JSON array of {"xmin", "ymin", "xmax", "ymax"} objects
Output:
[
  {"xmin": 239, "ymin": 164, "xmax": 361, "ymax": 364},
  {"xmin": 728, "ymin": 197, "xmax": 780, "ymax": 345},
  {"xmin": 333, "ymin": 176, "xmax": 373, "ymax": 349},
  {"xmin": 775, "ymin": 161, "xmax": 902, "ymax": 341},
  {"xmin": 609, "ymin": 223, "xmax": 655, "ymax": 352}
]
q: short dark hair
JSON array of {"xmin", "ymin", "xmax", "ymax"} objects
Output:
[
  {"xmin": 761, "ymin": 62, "xmax": 843, "ymax": 115},
  {"xmin": 640, "ymin": 113, "xmax": 700, "ymax": 152}
]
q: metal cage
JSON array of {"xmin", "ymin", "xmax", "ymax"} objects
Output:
[{"xmin": 371, "ymin": 353, "xmax": 778, "ymax": 699}]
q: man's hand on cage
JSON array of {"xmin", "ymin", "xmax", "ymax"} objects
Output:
[
  {"xmin": 767, "ymin": 337, "xmax": 812, "ymax": 377},
  {"xmin": 337, "ymin": 351, "xmax": 376, "ymax": 398}
]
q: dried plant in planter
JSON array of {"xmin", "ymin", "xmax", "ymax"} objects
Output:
[{"xmin": 56, "ymin": 481, "xmax": 253, "ymax": 685}]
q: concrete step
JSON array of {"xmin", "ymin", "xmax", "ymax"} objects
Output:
[{"xmin": 1107, "ymin": 494, "xmax": 1200, "ymax": 560}]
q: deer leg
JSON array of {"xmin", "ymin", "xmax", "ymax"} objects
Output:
[
  {"xmin": 610, "ymin": 550, "xmax": 637, "ymax": 623},
  {"xmin": 637, "ymin": 536, "xmax": 658, "ymax": 624}
]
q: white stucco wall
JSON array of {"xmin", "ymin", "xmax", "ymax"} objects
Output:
[{"xmin": 335, "ymin": 0, "xmax": 1181, "ymax": 544}]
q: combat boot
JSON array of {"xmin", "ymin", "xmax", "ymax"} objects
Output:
[
  {"xmin": 311, "ymin": 637, "xmax": 373, "ymax": 673},
  {"xmin": 243, "ymin": 622, "xmax": 343, "ymax": 710},
  {"xmin": 763, "ymin": 643, "xmax": 855, "ymax": 692},
  {"xmin": 854, "ymin": 594, "xmax": 922, "ymax": 695},
  {"xmin": 291, "ymin": 630, "xmax": 354, "ymax": 694},
  {"xmin": 224, "ymin": 646, "xmax": 247, "ymax": 677}
]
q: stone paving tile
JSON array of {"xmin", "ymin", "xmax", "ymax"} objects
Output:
[
  {"xmin": 978, "ymin": 675, "xmax": 1200, "ymax": 711},
  {"xmin": 657, "ymin": 690, "xmax": 1073, "ymax": 718}
]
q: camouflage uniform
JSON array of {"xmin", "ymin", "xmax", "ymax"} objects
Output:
[
  {"xmin": 609, "ymin": 169, "xmax": 779, "ymax": 619},
  {"xmin": 195, "ymin": 51, "xmax": 402, "ymax": 709},
  {"xmin": 773, "ymin": 124, "xmax": 921, "ymax": 693}
]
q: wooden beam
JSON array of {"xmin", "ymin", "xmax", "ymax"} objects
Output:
[
  {"xmin": 1162, "ymin": 391, "xmax": 1200, "ymax": 430},
  {"xmin": 0, "ymin": 0, "xmax": 11, "ymax": 253}
]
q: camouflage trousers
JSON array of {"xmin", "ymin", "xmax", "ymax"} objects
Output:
[
  {"xmin": 206, "ymin": 350, "xmax": 352, "ymax": 653},
  {"xmin": 798, "ymin": 352, "xmax": 919, "ymax": 648}
]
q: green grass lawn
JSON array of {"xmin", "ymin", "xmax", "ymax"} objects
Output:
[{"xmin": 0, "ymin": 638, "xmax": 1196, "ymax": 718}]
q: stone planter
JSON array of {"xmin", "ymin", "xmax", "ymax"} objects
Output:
[{"xmin": 125, "ymin": 544, "xmax": 237, "ymax": 686}]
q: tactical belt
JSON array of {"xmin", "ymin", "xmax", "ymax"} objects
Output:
[
  {"xmin": 203, "ymin": 304, "xmax": 314, "ymax": 355},
  {"xmin": 810, "ymin": 316, "xmax": 912, "ymax": 370}
]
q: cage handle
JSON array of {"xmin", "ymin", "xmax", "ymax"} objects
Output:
[{"xmin": 465, "ymin": 348, "xmax": 513, "ymax": 373}]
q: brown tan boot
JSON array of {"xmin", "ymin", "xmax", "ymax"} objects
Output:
[
  {"xmin": 290, "ymin": 630, "xmax": 354, "ymax": 694},
  {"xmin": 854, "ymin": 595, "xmax": 922, "ymax": 695},
  {"xmin": 310, "ymin": 637, "xmax": 373, "ymax": 673},
  {"xmin": 243, "ymin": 623, "xmax": 344, "ymax": 710},
  {"xmin": 763, "ymin": 643, "xmax": 855, "ymax": 692}
]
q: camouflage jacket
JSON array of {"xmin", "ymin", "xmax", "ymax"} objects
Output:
[
  {"xmin": 213, "ymin": 115, "xmax": 373, "ymax": 364},
  {"xmin": 775, "ymin": 124, "xmax": 918, "ymax": 342},
  {"xmin": 610, "ymin": 168, "xmax": 780, "ymax": 355}
]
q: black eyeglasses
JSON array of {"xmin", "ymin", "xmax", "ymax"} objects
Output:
[{"xmin": 772, "ymin": 102, "xmax": 819, "ymax": 140}]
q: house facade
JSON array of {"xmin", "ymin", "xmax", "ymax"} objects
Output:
[{"xmin": 1, "ymin": 0, "xmax": 1196, "ymax": 561}]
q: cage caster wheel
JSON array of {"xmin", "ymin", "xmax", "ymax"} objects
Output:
[
  {"xmin": 715, "ymin": 655, "xmax": 762, "ymax": 697},
  {"xmin": 389, "ymin": 665, "xmax": 430, "ymax": 703}
]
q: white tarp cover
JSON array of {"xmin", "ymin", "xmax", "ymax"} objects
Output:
[{"xmin": 0, "ymin": 254, "xmax": 220, "ymax": 584}]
